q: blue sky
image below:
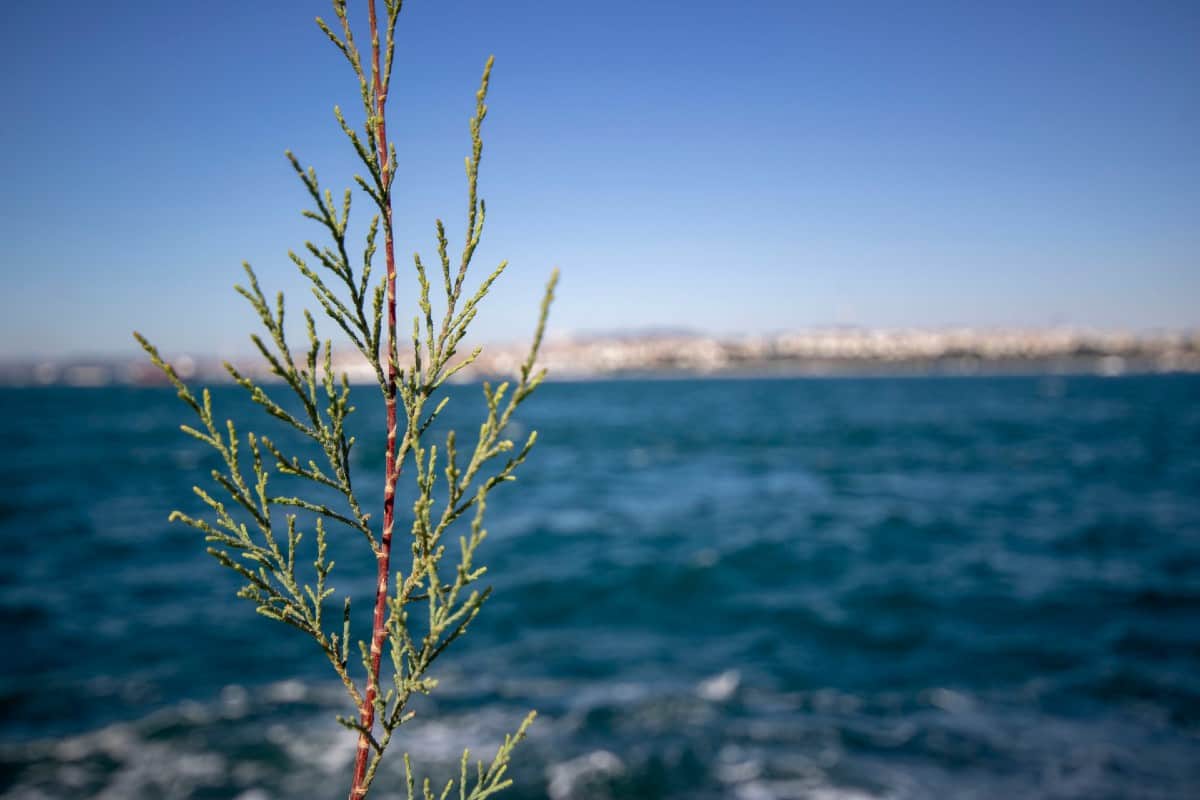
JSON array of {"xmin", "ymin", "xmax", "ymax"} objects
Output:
[{"xmin": 2, "ymin": 0, "xmax": 1197, "ymax": 358}]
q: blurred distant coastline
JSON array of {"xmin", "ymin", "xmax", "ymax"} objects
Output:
[{"xmin": 6, "ymin": 328, "xmax": 1200, "ymax": 387}]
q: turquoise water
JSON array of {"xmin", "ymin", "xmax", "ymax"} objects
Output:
[{"xmin": 2, "ymin": 376, "xmax": 1199, "ymax": 799}]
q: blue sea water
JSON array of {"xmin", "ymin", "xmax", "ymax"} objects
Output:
[{"xmin": 1, "ymin": 376, "xmax": 1198, "ymax": 799}]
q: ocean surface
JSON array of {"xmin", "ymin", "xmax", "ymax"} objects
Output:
[{"xmin": 1, "ymin": 376, "xmax": 1198, "ymax": 799}]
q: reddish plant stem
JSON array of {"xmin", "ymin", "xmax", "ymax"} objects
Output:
[{"xmin": 349, "ymin": 1, "xmax": 397, "ymax": 797}]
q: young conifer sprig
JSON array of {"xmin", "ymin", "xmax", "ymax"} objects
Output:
[{"xmin": 134, "ymin": 1, "xmax": 555, "ymax": 798}]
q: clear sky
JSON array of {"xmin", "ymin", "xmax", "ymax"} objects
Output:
[{"xmin": 2, "ymin": 0, "xmax": 1197, "ymax": 358}]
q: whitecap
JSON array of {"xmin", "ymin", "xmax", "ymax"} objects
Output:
[
  {"xmin": 697, "ymin": 669, "xmax": 741, "ymax": 702},
  {"xmin": 546, "ymin": 750, "xmax": 624, "ymax": 800}
]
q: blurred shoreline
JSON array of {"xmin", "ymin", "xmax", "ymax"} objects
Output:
[{"xmin": 6, "ymin": 327, "xmax": 1199, "ymax": 387}]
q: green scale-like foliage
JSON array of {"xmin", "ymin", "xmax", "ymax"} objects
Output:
[{"xmin": 134, "ymin": 2, "xmax": 556, "ymax": 798}]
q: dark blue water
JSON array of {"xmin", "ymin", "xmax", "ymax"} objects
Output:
[{"xmin": 2, "ymin": 376, "xmax": 1199, "ymax": 799}]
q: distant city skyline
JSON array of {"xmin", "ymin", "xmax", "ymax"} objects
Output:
[{"xmin": 3, "ymin": 0, "xmax": 1198, "ymax": 358}]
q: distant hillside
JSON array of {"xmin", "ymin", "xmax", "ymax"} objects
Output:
[{"xmin": 4, "ymin": 328, "xmax": 1198, "ymax": 386}]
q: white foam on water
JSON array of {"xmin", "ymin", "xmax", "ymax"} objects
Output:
[
  {"xmin": 264, "ymin": 679, "xmax": 308, "ymax": 704},
  {"xmin": 736, "ymin": 780, "xmax": 888, "ymax": 800},
  {"xmin": 697, "ymin": 669, "xmax": 741, "ymax": 702},
  {"xmin": 925, "ymin": 687, "xmax": 973, "ymax": 714},
  {"xmin": 233, "ymin": 790, "xmax": 272, "ymax": 800},
  {"xmin": 546, "ymin": 750, "xmax": 624, "ymax": 800}
]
